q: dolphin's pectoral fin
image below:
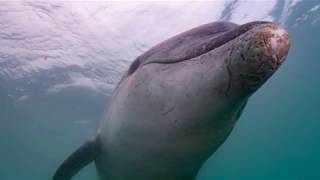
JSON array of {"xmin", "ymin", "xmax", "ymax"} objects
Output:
[{"xmin": 53, "ymin": 137, "xmax": 99, "ymax": 180}]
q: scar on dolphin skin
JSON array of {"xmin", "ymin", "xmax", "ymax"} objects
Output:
[
  {"xmin": 225, "ymin": 45, "xmax": 235, "ymax": 96},
  {"xmin": 161, "ymin": 105, "xmax": 175, "ymax": 116}
]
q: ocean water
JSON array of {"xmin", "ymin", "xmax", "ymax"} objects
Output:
[{"xmin": 0, "ymin": 1, "xmax": 319, "ymax": 180}]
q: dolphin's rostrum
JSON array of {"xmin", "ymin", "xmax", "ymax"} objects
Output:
[{"xmin": 53, "ymin": 21, "xmax": 290, "ymax": 180}]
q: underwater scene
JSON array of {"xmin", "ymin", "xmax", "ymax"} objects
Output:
[{"xmin": 0, "ymin": 1, "xmax": 320, "ymax": 180}]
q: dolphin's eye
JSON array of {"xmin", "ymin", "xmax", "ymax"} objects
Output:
[{"xmin": 128, "ymin": 59, "xmax": 140, "ymax": 75}]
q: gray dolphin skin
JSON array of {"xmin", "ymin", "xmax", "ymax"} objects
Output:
[{"xmin": 53, "ymin": 21, "xmax": 290, "ymax": 180}]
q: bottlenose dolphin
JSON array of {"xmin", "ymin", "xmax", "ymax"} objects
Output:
[{"xmin": 53, "ymin": 21, "xmax": 290, "ymax": 180}]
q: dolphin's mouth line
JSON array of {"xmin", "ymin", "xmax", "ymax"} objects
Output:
[
  {"xmin": 127, "ymin": 21, "xmax": 272, "ymax": 76},
  {"xmin": 148, "ymin": 21, "xmax": 271, "ymax": 64},
  {"xmin": 121, "ymin": 21, "xmax": 275, "ymax": 84}
]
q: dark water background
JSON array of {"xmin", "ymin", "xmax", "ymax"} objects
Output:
[{"xmin": 0, "ymin": 1, "xmax": 319, "ymax": 180}]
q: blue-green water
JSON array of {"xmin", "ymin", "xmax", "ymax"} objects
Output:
[{"xmin": 0, "ymin": 1, "xmax": 319, "ymax": 180}]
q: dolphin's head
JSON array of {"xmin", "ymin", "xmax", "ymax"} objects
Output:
[
  {"xmin": 124, "ymin": 21, "xmax": 290, "ymax": 102},
  {"xmin": 119, "ymin": 21, "xmax": 290, "ymax": 125}
]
